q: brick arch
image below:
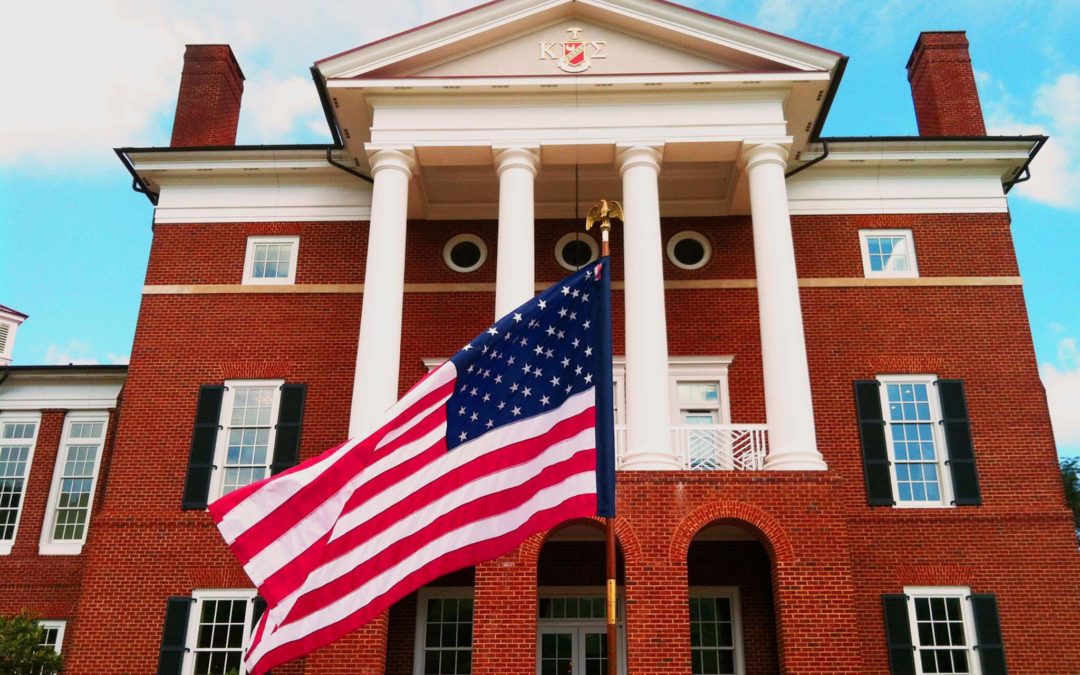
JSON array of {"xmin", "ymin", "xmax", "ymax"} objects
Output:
[
  {"xmin": 669, "ymin": 501, "xmax": 794, "ymax": 566},
  {"xmin": 518, "ymin": 516, "xmax": 643, "ymax": 570}
]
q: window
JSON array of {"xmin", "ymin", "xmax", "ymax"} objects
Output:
[
  {"xmin": 40, "ymin": 412, "xmax": 108, "ymax": 555},
  {"xmin": 183, "ymin": 589, "xmax": 259, "ymax": 675},
  {"xmin": 38, "ymin": 619, "xmax": 65, "ymax": 654},
  {"xmin": 859, "ymin": 230, "xmax": 918, "ymax": 278},
  {"xmin": 211, "ymin": 381, "xmax": 283, "ymax": 498},
  {"xmin": 555, "ymin": 233, "xmax": 599, "ymax": 272},
  {"xmin": 878, "ymin": 375, "xmax": 951, "ymax": 507},
  {"xmin": 536, "ymin": 588, "xmax": 626, "ymax": 675},
  {"xmin": 0, "ymin": 414, "xmax": 39, "ymax": 554},
  {"xmin": 414, "ymin": 588, "xmax": 473, "ymax": 675},
  {"xmin": 667, "ymin": 231, "xmax": 712, "ymax": 270},
  {"xmin": 243, "ymin": 236, "xmax": 299, "ymax": 285},
  {"xmin": 443, "ymin": 234, "xmax": 488, "ymax": 273},
  {"xmin": 689, "ymin": 588, "xmax": 743, "ymax": 675},
  {"xmin": 905, "ymin": 587, "xmax": 980, "ymax": 675}
]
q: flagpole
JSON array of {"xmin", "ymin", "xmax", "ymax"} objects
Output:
[{"xmin": 587, "ymin": 202, "xmax": 620, "ymax": 675}]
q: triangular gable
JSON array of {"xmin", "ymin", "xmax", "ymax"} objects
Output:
[{"xmin": 316, "ymin": 0, "xmax": 841, "ymax": 79}]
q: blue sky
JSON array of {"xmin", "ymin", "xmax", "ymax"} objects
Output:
[{"xmin": 1, "ymin": 0, "xmax": 1077, "ymax": 457}]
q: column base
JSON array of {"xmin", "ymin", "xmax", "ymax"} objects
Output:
[
  {"xmin": 763, "ymin": 450, "xmax": 828, "ymax": 471},
  {"xmin": 620, "ymin": 450, "xmax": 682, "ymax": 471}
]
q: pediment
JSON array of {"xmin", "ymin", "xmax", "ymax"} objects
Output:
[{"xmin": 317, "ymin": 0, "xmax": 841, "ymax": 80}]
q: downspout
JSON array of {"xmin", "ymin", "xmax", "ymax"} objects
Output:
[
  {"xmin": 784, "ymin": 139, "xmax": 829, "ymax": 179},
  {"xmin": 1003, "ymin": 135, "xmax": 1048, "ymax": 193},
  {"xmin": 115, "ymin": 148, "xmax": 160, "ymax": 205}
]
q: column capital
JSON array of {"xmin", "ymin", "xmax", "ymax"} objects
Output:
[
  {"xmin": 740, "ymin": 143, "xmax": 789, "ymax": 172},
  {"xmin": 366, "ymin": 146, "xmax": 417, "ymax": 178},
  {"xmin": 493, "ymin": 145, "xmax": 541, "ymax": 177},
  {"xmin": 616, "ymin": 144, "xmax": 664, "ymax": 176}
]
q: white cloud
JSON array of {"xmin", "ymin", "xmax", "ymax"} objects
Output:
[
  {"xmin": 1041, "ymin": 336, "xmax": 1080, "ymax": 449},
  {"xmin": 985, "ymin": 71, "xmax": 1080, "ymax": 209},
  {"xmin": 107, "ymin": 352, "xmax": 130, "ymax": 365},
  {"xmin": 43, "ymin": 340, "xmax": 99, "ymax": 366},
  {"xmin": 0, "ymin": 1, "xmax": 474, "ymax": 168}
]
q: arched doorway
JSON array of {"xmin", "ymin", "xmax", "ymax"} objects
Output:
[
  {"xmin": 536, "ymin": 520, "xmax": 626, "ymax": 675},
  {"xmin": 687, "ymin": 523, "xmax": 779, "ymax": 675}
]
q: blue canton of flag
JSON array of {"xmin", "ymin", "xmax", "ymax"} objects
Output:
[{"xmin": 447, "ymin": 258, "xmax": 616, "ymax": 516}]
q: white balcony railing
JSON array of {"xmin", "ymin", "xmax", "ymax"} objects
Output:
[{"xmin": 614, "ymin": 424, "xmax": 768, "ymax": 471}]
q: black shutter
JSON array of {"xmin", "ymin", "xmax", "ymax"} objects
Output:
[
  {"xmin": 157, "ymin": 597, "xmax": 193, "ymax": 675},
  {"xmin": 252, "ymin": 595, "xmax": 267, "ymax": 627},
  {"xmin": 937, "ymin": 380, "xmax": 981, "ymax": 505},
  {"xmin": 182, "ymin": 385, "xmax": 224, "ymax": 510},
  {"xmin": 271, "ymin": 384, "xmax": 307, "ymax": 475},
  {"xmin": 855, "ymin": 381, "xmax": 894, "ymax": 505},
  {"xmin": 971, "ymin": 594, "xmax": 1007, "ymax": 675},
  {"xmin": 882, "ymin": 594, "xmax": 916, "ymax": 675}
]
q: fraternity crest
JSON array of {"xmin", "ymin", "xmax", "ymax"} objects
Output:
[{"xmin": 539, "ymin": 26, "xmax": 608, "ymax": 73}]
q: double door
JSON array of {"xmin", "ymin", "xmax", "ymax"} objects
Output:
[{"xmin": 538, "ymin": 625, "xmax": 620, "ymax": 675}]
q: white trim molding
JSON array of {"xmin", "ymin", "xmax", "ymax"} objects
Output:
[
  {"xmin": 877, "ymin": 374, "xmax": 954, "ymax": 509},
  {"xmin": 444, "ymin": 234, "xmax": 489, "ymax": 273},
  {"xmin": 859, "ymin": 229, "xmax": 919, "ymax": 279},
  {"xmin": 667, "ymin": 230, "xmax": 713, "ymax": 270},
  {"xmin": 903, "ymin": 586, "xmax": 982, "ymax": 675},
  {"xmin": 183, "ymin": 589, "xmax": 258, "ymax": 675},
  {"xmin": 209, "ymin": 380, "xmax": 285, "ymax": 500}
]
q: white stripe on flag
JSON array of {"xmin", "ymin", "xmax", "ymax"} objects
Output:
[{"xmin": 246, "ymin": 470, "xmax": 597, "ymax": 667}]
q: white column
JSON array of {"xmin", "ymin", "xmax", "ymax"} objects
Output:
[
  {"xmin": 494, "ymin": 146, "xmax": 540, "ymax": 318},
  {"xmin": 742, "ymin": 143, "xmax": 826, "ymax": 470},
  {"xmin": 349, "ymin": 148, "xmax": 416, "ymax": 438},
  {"xmin": 617, "ymin": 145, "xmax": 678, "ymax": 470}
]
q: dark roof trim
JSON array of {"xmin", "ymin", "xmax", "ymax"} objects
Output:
[
  {"xmin": 117, "ymin": 143, "xmax": 336, "ymax": 154},
  {"xmin": 0, "ymin": 305, "xmax": 28, "ymax": 319},
  {"xmin": 808, "ymin": 56, "xmax": 847, "ymax": 140},
  {"xmin": 114, "ymin": 147, "xmax": 159, "ymax": 206},
  {"xmin": 1004, "ymin": 135, "xmax": 1048, "ymax": 193},
  {"xmin": 1, "ymin": 364, "xmax": 128, "ymax": 374},
  {"xmin": 311, "ymin": 66, "xmax": 345, "ymax": 148},
  {"xmin": 819, "ymin": 134, "xmax": 1047, "ymax": 143}
]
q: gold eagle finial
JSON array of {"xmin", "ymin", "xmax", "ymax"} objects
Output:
[{"xmin": 585, "ymin": 199, "xmax": 624, "ymax": 233}]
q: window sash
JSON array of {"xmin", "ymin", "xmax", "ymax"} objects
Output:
[
  {"xmin": 414, "ymin": 588, "xmax": 474, "ymax": 675},
  {"xmin": 210, "ymin": 381, "xmax": 283, "ymax": 499},
  {"xmin": 689, "ymin": 587, "xmax": 743, "ymax": 675},
  {"xmin": 38, "ymin": 620, "xmax": 65, "ymax": 654},
  {"xmin": 183, "ymin": 590, "xmax": 256, "ymax": 675},
  {"xmin": 243, "ymin": 236, "xmax": 299, "ymax": 285},
  {"xmin": 904, "ymin": 587, "xmax": 981, "ymax": 675},
  {"xmin": 877, "ymin": 376, "xmax": 952, "ymax": 508},
  {"xmin": 41, "ymin": 413, "xmax": 108, "ymax": 552},
  {"xmin": 859, "ymin": 229, "xmax": 919, "ymax": 279},
  {"xmin": 0, "ymin": 417, "xmax": 39, "ymax": 548}
]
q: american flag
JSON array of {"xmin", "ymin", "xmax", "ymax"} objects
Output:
[{"xmin": 208, "ymin": 258, "xmax": 616, "ymax": 674}]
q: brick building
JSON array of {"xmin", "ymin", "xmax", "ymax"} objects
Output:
[{"xmin": 2, "ymin": 0, "xmax": 1078, "ymax": 673}]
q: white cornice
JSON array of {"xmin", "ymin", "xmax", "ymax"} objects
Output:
[{"xmin": 327, "ymin": 70, "xmax": 829, "ymax": 90}]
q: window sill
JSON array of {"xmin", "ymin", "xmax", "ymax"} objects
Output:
[
  {"xmin": 0, "ymin": 542, "xmax": 12, "ymax": 556},
  {"xmin": 38, "ymin": 542, "xmax": 84, "ymax": 556}
]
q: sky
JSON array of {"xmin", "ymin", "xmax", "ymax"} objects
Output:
[{"xmin": 0, "ymin": 0, "xmax": 1077, "ymax": 457}]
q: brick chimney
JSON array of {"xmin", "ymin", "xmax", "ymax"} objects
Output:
[
  {"xmin": 170, "ymin": 45, "xmax": 245, "ymax": 147},
  {"xmin": 906, "ymin": 31, "xmax": 986, "ymax": 136}
]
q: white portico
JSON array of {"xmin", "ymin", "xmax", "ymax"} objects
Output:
[{"xmin": 322, "ymin": 0, "xmax": 841, "ymax": 470}]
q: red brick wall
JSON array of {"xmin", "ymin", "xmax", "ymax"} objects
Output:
[
  {"xmin": 906, "ymin": 32, "xmax": 987, "ymax": 136},
  {"xmin": 170, "ymin": 45, "xmax": 245, "ymax": 147},
  {"xmin": 57, "ymin": 212, "xmax": 1080, "ymax": 674}
]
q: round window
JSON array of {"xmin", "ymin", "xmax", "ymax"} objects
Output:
[
  {"xmin": 555, "ymin": 233, "xmax": 600, "ymax": 271},
  {"xmin": 666, "ymin": 231, "xmax": 712, "ymax": 270},
  {"xmin": 443, "ymin": 234, "xmax": 488, "ymax": 273}
]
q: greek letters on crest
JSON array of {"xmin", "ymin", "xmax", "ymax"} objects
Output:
[{"xmin": 539, "ymin": 26, "xmax": 608, "ymax": 73}]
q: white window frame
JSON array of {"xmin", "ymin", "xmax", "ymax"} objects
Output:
[
  {"xmin": 38, "ymin": 619, "xmax": 66, "ymax": 655},
  {"xmin": 689, "ymin": 586, "xmax": 745, "ymax": 675},
  {"xmin": 413, "ymin": 587, "xmax": 475, "ymax": 675},
  {"xmin": 208, "ymin": 380, "xmax": 284, "ymax": 501},
  {"xmin": 555, "ymin": 232, "xmax": 600, "ymax": 272},
  {"xmin": 0, "ymin": 412, "xmax": 41, "ymax": 555},
  {"xmin": 39, "ymin": 411, "xmax": 109, "ymax": 555},
  {"xmin": 904, "ymin": 586, "xmax": 981, "ymax": 675},
  {"xmin": 183, "ymin": 588, "xmax": 258, "ymax": 675},
  {"xmin": 443, "ymin": 234, "xmax": 488, "ymax": 273},
  {"xmin": 859, "ymin": 229, "xmax": 919, "ymax": 279},
  {"xmin": 669, "ymin": 357, "xmax": 734, "ymax": 426},
  {"xmin": 877, "ymin": 375, "xmax": 954, "ymax": 509},
  {"xmin": 667, "ymin": 230, "xmax": 713, "ymax": 270},
  {"xmin": 243, "ymin": 235, "xmax": 299, "ymax": 285}
]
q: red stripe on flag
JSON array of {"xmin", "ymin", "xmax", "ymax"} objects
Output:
[{"xmin": 249, "ymin": 492, "xmax": 598, "ymax": 674}]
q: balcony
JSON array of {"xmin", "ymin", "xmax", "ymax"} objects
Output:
[{"xmin": 614, "ymin": 424, "xmax": 768, "ymax": 470}]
